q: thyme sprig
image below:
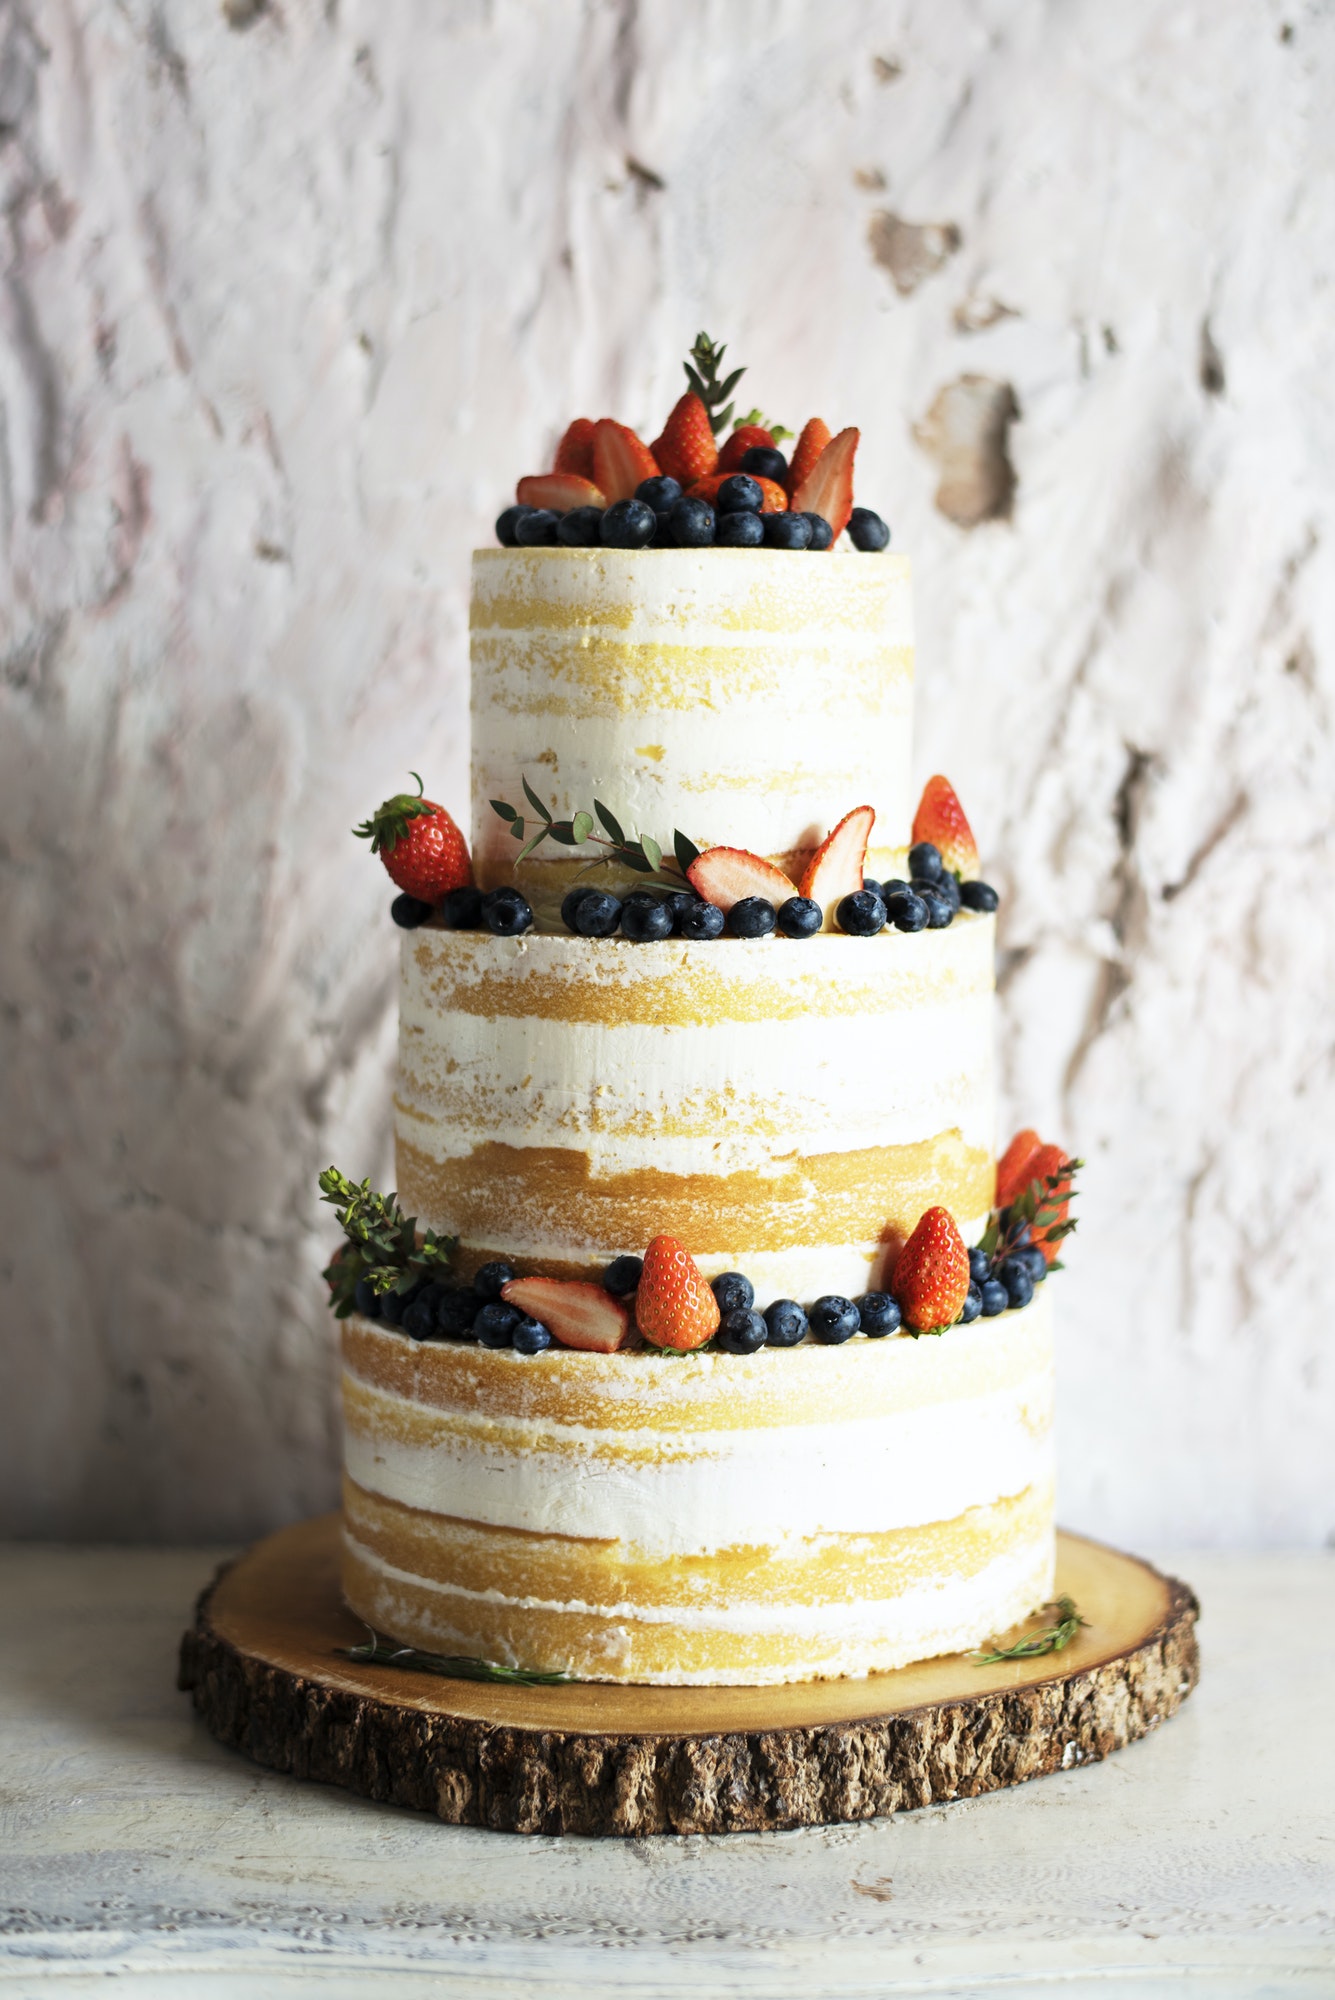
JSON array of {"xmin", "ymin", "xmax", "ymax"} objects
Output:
[
  {"xmin": 319, "ymin": 1167, "xmax": 456, "ymax": 1318},
  {"xmin": 977, "ymin": 1159, "xmax": 1083, "ymax": 1275},
  {"xmin": 684, "ymin": 331, "xmax": 746, "ymax": 438},
  {"xmin": 490, "ymin": 779, "xmax": 700, "ymax": 888},
  {"xmin": 340, "ymin": 1632, "xmax": 575, "ymax": 1686},
  {"xmin": 972, "ymin": 1595, "xmax": 1089, "ymax": 1665}
]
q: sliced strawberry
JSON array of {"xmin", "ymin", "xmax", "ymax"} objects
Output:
[
  {"xmin": 686, "ymin": 473, "xmax": 788, "ymax": 514},
  {"xmin": 500, "ymin": 1277, "xmax": 631, "ymax": 1353},
  {"xmin": 798, "ymin": 805, "xmax": 875, "ymax": 924},
  {"xmin": 553, "ymin": 418, "xmax": 597, "ymax": 480},
  {"xmin": 592, "ymin": 419, "xmax": 659, "ymax": 503},
  {"xmin": 790, "ymin": 426, "xmax": 858, "ymax": 544},
  {"xmin": 718, "ymin": 423, "xmax": 774, "ymax": 472},
  {"xmin": 786, "ymin": 418, "xmax": 832, "ymax": 497},
  {"xmin": 891, "ymin": 1207, "xmax": 970, "ymax": 1333},
  {"xmin": 650, "ymin": 393, "xmax": 718, "ymax": 487},
  {"xmin": 516, "ymin": 472, "xmax": 607, "ymax": 511},
  {"xmin": 686, "ymin": 846, "xmax": 798, "ymax": 913},
  {"xmin": 995, "ymin": 1129, "xmax": 1043, "ymax": 1211},
  {"xmin": 912, "ymin": 775, "xmax": 980, "ymax": 880},
  {"xmin": 635, "ymin": 1235, "xmax": 720, "ymax": 1351}
]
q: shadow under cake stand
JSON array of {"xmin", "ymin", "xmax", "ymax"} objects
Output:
[{"xmin": 178, "ymin": 1515, "xmax": 1198, "ymax": 1837}]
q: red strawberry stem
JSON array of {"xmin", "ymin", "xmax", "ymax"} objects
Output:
[{"xmin": 353, "ymin": 772, "xmax": 435, "ymax": 856}]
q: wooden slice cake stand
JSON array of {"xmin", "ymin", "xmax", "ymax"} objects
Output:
[{"xmin": 178, "ymin": 1514, "xmax": 1198, "ymax": 1837}]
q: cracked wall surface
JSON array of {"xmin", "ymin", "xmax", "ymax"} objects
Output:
[{"xmin": 1, "ymin": 0, "xmax": 1332, "ymax": 1545}]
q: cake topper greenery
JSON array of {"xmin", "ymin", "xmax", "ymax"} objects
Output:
[
  {"xmin": 683, "ymin": 331, "xmax": 791, "ymax": 443},
  {"xmin": 978, "ymin": 1158, "xmax": 1082, "ymax": 1275},
  {"xmin": 971, "ymin": 1595, "xmax": 1089, "ymax": 1665},
  {"xmin": 319, "ymin": 1167, "xmax": 456, "ymax": 1318},
  {"xmin": 490, "ymin": 777, "xmax": 700, "ymax": 888}
]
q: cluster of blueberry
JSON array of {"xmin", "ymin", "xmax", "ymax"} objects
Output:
[
  {"xmin": 352, "ymin": 1259, "xmax": 557, "ymax": 1353},
  {"xmin": 391, "ymin": 883, "xmax": 534, "ymax": 934},
  {"xmin": 560, "ymin": 884, "xmax": 821, "ymax": 942},
  {"xmin": 498, "ymin": 461, "xmax": 890, "ymax": 554},
  {"xmin": 835, "ymin": 841, "xmax": 1000, "ymax": 936},
  {"xmin": 966, "ymin": 1237, "xmax": 1048, "ymax": 1317}
]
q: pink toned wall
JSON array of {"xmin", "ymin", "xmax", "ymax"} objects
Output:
[{"xmin": 2, "ymin": 0, "xmax": 1331, "ymax": 1544}]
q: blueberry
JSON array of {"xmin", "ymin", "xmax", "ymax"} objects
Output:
[
  {"xmin": 836, "ymin": 889, "xmax": 887, "ymax": 936},
  {"xmin": 740, "ymin": 445, "xmax": 789, "ymax": 483},
  {"xmin": 621, "ymin": 898, "xmax": 674, "ymax": 942},
  {"xmin": 561, "ymin": 886, "xmax": 594, "ymax": 932},
  {"xmin": 862, "ymin": 879, "xmax": 883, "ymax": 902},
  {"xmin": 401, "ymin": 1298, "xmax": 438, "ymax": 1341},
  {"xmin": 908, "ymin": 842, "xmax": 944, "ymax": 882},
  {"xmin": 725, "ymin": 896, "xmax": 777, "ymax": 938},
  {"xmin": 436, "ymin": 1288, "xmax": 482, "ymax": 1336},
  {"xmin": 762, "ymin": 512, "xmax": 813, "ymax": 550},
  {"xmin": 931, "ymin": 870, "xmax": 962, "ymax": 912},
  {"xmin": 801, "ymin": 512, "xmax": 834, "ymax": 550},
  {"xmin": 856, "ymin": 1291, "xmax": 901, "ymax": 1337},
  {"xmin": 472, "ymin": 1260, "xmax": 514, "ymax": 1301},
  {"xmin": 439, "ymin": 885, "xmax": 483, "ymax": 929},
  {"xmin": 885, "ymin": 887, "xmax": 929, "ymax": 933},
  {"xmin": 515, "ymin": 508, "xmax": 560, "ymax": 546},
  {"xmin": 809, "ymin": 1294, "xmax": 861, "ymax": 1344},
  {"xmin": 917, "ymin": 886, "xmax": 955, "ymax": 930},
  {"xmin": 669, "ymin": 497, "xmax": 716, "ymax": 547},
  {"xmin": 353, "ymin": 1277, "xmax": 382, "ymax": 1320},
  {"xmin": 650, "ymin": 512, "xmax": 675, "ymax": 547},
  {"xmin": 959, "ymin": 1283, "xmax": 983, "ymax": 1324},
  {"xmin": 764, "ymin": 1299, "xmax": 809, "ymax": 1347},
  {"xmin": 511, "ymin": 1315, "xmax": 553, "ymax": 1355},
  {"xmin": 391, "ymin": 893, "xmax": 433, "ymax": 929},
  {"xmin": 716, "ymin": 474, "xmax": 763, "ymax": 515},
  {"xmin": 557, "ymin": 505, "xmax": 604, "ymax": 546},
  {"xmin": 475, "ymin": 1301, "xmax": 519, "ymax": 1348},
  {"xmin": 573, "ymin": 889, "xmax": 622, "ymax": 937},
  {"xmin": 636, "ymin": 475, "xmax": 682, "ymax": 512},
  {"xmin": 677, "ymin": 899, "xmax": 725, "ymax": 939},
  {"xmin": 378, "ymin": 1288, "xmax": 406, "ymax": 1328},
  {"xmin": 999, "ymin": 1256, "xmax": 1035, "ymax": 1309},
  {"xmin": 776, "ymin": 896, "xmax": 822, "ymax": 938},
  {"xmin": 716, "ymin": 509, "xmax": 765, "ymax": 547},
  {"xmin": 960, "ymin": 879, "xmax": 1000, "ymax": 913},
  {"xmin": 1017, "ymin": 1244, "xmax": 1048, "ymax": 1284},
  {"xmin": 482, "ymin": 887, "xmax": 533, "ymax": 936},
  {"xmin": 967, "ymin": 1246, "xmax": 991, "ymax": 1287},
  {"xmin": 879, "ymin": 877, "xmax": 908, "ymax": 898},
  {"xmin": 600, "ymin": 498, "xmax": 656, "ymax": 549},
  {"xmin": 663, "ymin": 890, "xmax": 700, "ymax": 922},
  {"xmin": 847, "ymin": 506, "xmax": 891, "ymax": 551},
  {"xmin": 603, "ymin": 1254, "xmax": 643, "ymax": 1296},
  {"xmin": 496, "ymin": 505, "xmax": 532, "ymax": 547},
  {"xmin": 717, "ymin": 1307, "xmax": 767, "ymax": 1354},
  {"xmin": 979, "ymin": 1278, "xmax": 1009, "ymax": 1318},
  {"xmin": 711, "ymin": 1271, "xmax": 755, "ymax": 1315}
]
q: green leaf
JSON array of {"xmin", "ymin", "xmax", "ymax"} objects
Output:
[
  {"xmin": 684, "ymin": 366, "xmax": 707, "ymax": 400},
  {"xmin": 521, "ymin": 776, "xmax": 552, "ymax": 823},
  {"xmin": 972, "ymin": 1596, "xmax": 1088, "ymax": 1666},
  {"xmin": 490, "ymin": 799, "xmax": 518, "ymax": 822},
  {"xmin": 640, "ymin": 833, "xmax": 662, "ymax": 873},
  {"xmin": 508, "ymin": 817, "xmax": 525, "ymax": 841},
  {"xmin": 595, "ymin": 800, "xmax": 626, "ymax": 844},
  {"xmin": 674, "ymin": 829, "xmax": 701, "ymax": 874},
  {"xmin": 718, "ymin": 366, "xmax": 745, "ymax": 399},
  {"xmin": 977, "ymin": 1219, "xmax": 999, "ymax": 1257},
  {"xmin": 572, "ymin": 810, "xmax": 594, "ymax": 844},
  {"xmin": 517, "ymin": 828, "xmax": 550, "ymax": 861},
  {"xmin": 340, "ymin": 1634, "xmax": 576, "ymax": 1685},
  {"xmin": 623, "ymin": 848, "xmax": 653, "ymax": 874},
  {"xmin": 547, "ymin": 822, "xmax": 579, "ymax": 846}
]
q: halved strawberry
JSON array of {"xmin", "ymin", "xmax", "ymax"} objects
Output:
[
  {"xmin": 718, "ymin": 423, "xmax": 774, "ymax": 472},
  {"xmin": 635, "ymin": 1236, "xmax": 720, "ymax": 1351},
  {"xmin": 650, "ymin": 393, "xmax": 718, "ymax": 487},
  {"xmin": 592, "ymin": 419, "xmax": 659, "ymax": 503},
  {"xmin": 790, "ymin": 426, "xmax": 858, "ymax": 544},
  {"xmin": 995, "ymin": 1129, "xmax": 1043, "ymax": 1211},
  {"xmin": 553, "ymin": 418, "xmax": 596, "ymax": 480},
  {"xmin": 798, "ymin": 805, "xmax": 875, "ymax": 924},
  {"xmin": 786, "ymin": 418, "xmax": 832, "ymax": 497},
  {"xmin": 686, "ymin": 473, "xmax": 788, "ymax": 514},
  {"xmin": 516, "ymin": 472, "xmax": 607, "ymax": 511},
  {"xmin": 912, "ymin": 775, "xmax": 980, "ymax": 880},
  {"xmin": 891, "ymin": 1207, "xmax": 970, "ymax": 1333},
  {"xmin": 1025, "ymin": 1144, "xmax": 1076, "ymax": 1266},
  {"xmin": 686, "ymin": 846, "xmax": 798, "ymax": 913},
  {"xmin": 500, "ymin": 1277, "xmax": 631, "ymax": 1353}
]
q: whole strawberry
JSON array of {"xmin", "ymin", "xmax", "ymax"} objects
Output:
[
  {"xmin": 995, "ymin": 1129, "xmax": 1043, "ymax": 1211},
  {"xmin": 354, "ymin": 773, "xmax": 472, "ymax": 901},
  {"xmin": 786, "ymin": 417, "xmax": 832, "ymax": 497},
  {"xmin": 891, "ymin": 1207, "xmax": 970, "ymax": 1334},
  {"xmin": 651, "ymin": 392, "xmax": 718, "ymax": 487},
  {"xmin": 636, "ymin": 1235, "xmax": 720, "ymax": 1351},
  {"xmin": 912, "ymin": 776, "xmax": 980, "ymax": 880},
  {"xmin": 718, "ymin": 423, "xmax": 774, "ymax": 472}
]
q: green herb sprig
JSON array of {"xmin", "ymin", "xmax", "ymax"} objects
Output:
[
  {"xmin": 972, "ymin": 1595, "xmax": 1089, "ymax": 1665},
  {"xmin": 319, "ymin": 1167, "xmax": 456, "ymax": 1318},
  {"xmin": 490, "ymin": 779, "xmax": 699, "ymax": 887},
  {"xmin": 685, "ymin": 331, "xmax": 746, "ymax": 438},
  {"xmin": 976, "ymin": 1159, "xmax": 1083, "ymax": 1275},
  {"xmin": 340, "ymin": 1633, "xmax": 575, "ymax": 1686}
]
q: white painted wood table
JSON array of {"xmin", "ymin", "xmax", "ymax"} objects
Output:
[{"xmin": 1, "ymin": 1547, "xmax": 1331, "ymax": 1999}]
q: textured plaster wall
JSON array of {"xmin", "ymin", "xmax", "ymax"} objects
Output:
[{"xmin": 1, "ymin": 0, "xmax": 1332, "ymax": 1545}]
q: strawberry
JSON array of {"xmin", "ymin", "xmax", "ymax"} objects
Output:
[
  {"xmin": 995, "ymin": 1129, "xmax": 1043, "ymax": 1212},
  {"xmin": 650, "ymin": 393, "xmax": 718, "ymax": 487},
  {"xmin": 354, "ymin": 774, "xmax": 472, "ymax": 900},
  {"xmin": 686, "ymin": 473, "xmax": 789, "ymax": 514},
  {"xmin": 635, "ymin": 1235, "xmax": 720, "ymax": 1351},
  {"xmin": 786, "ymin": 418, "xmax": 832, "ymax": 497},
  {"xmin": 891, "ymin": 1207, "xmax": 971, "ymax": 1333},
  {"xmin": 686, "ymin": 846, "xmax": 798, "ymax": 913},
  {"xmin": 517, "ymin": 472, "xmax": 607, "ymax": 511},
  {"xmin": 1025, "ymin": 1144, "xmax": 1075, "ymax": 1266},
  {"xmin": 553, "ymin": 418, "xmax": 596, "ymax": 480},
  {"xmin": 592, "ymin": 419, "xmax": 659, "ymax": 503},
  {"xmin": 500, "ymin": 1277, "xmax": 631, "ymax": 1353},
  {"xmin": 912, "ymin": 775, "xmax": 980, "ymax": 880},
  {"xmin": 790, "ymin": 426, "xmax": 859, "ymax": 544},
  {"xmin": 718, "ymin": 423, "xmax": 774, "ymax": 472},
  {"xmin": 798, "ymin": 805, "xmax": 875, "ymax": 923}
]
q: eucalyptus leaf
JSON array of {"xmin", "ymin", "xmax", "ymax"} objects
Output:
[
  {"xmin": 508, "ymin": 817, "xmax": 525, "ymax": 841},
  {"xmin": 673, "ymin": 829, "xmax": 701, "ymax": 873},
  {"xmin": 595, "ymin": 800, "xmax": 626, "ymax": 844},
  {"xmin": 571, "ymin": 810, "xmax": 594, "ymax": 844},
  {"xmin": 640, "ymin": 834, "xmax": 662, "ymax": 872},
  {"xmin": 522, "ymin": 775, "xmax": 552, "ymax": 822},
  {"xmin": 490, "ymin": 799, "xmax": 518, "ymax": 822}
]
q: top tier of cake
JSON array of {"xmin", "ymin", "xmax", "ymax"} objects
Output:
[{"xmin": 470, "ymin": 547, "xmax": 914, "ymax": 899}]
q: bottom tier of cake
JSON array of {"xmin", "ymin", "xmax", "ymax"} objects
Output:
[{"xmin": 340, "ymin": 1290, "xmax": 1055, "ymax": 1687}]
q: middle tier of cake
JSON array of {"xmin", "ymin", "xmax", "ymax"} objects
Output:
[{"xmin": 395, "ymin": 916, "xmax": 996, "ymax": 1302}]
